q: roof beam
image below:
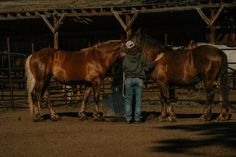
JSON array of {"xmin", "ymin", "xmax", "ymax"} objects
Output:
[
  {"xmin": 40, "ymin": 13, "xmax": 66, "ymax": 33},
  {"xmin": 113, "ymin": 10, "xmax": 139, "ymax": 32},
  {"xmin": 196, "ymin": 4, "xmax": 224, "ymax": 26},
  {"xmin": 0, "ymin": 2, "xmax": 235, "ymax": 20}
]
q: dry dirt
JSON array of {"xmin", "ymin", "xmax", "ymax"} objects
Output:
[{"xmin": 0, "ymin": 102, "xmax": 236, "ymax": 157}]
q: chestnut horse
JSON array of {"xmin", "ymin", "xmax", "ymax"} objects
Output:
[
  {"xmin": 130, "ymin": 31, "xmax": 230, "ymax": 122},
  {"xmin": 25, "ymin": 40, "xmax": 125, "ymax": 121}
]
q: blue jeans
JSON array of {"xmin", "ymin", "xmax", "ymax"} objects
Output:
[{"xmin": 124, "ymin": 78, "xmax": 144, "ymax": 122}]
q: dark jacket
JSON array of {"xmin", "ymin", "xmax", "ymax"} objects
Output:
[{"xmin": 122, "ymin": 52, "xmax": 157, "ymax": 79}]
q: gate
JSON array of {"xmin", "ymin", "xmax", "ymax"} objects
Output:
[{"xmin": 0, "ymin": 52, "xmax": 27, "ymax": 110}]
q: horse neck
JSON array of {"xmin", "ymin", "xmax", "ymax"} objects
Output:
[
  {"xmin": 93, "ymin": 44, "xmax": 120, "ymax": 68},
  {"xmin": 138, "ymin": 36, "xmax": 166, "ymax": 60},
  {"xmin": 141, "ymin": 45, "xmax": 162, "ymax": 61}
]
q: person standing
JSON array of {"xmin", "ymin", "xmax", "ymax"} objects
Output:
[{"xmin": 122, "ymin": 40, "xmax": 164, "ymax": 123}]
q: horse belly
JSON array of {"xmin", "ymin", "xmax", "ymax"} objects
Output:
[
  {"xmin": 170, "ymin": 77, "xmax": 200, "ymax": 85},
  {"xmin": 167, "ymin": 69, "xmax": 199, "ymax": 85},
  {"xmin": 52, "ymin": 64, "xmax": 85, "ymax": 82}
]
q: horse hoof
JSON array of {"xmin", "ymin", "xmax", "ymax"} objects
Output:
[
  {"xmin": 168, "ymin": 116, "xmax": 176, "ymax": 122},
  {"xmin": 158, "ymin": 116, "xmax": 166, "ymax": 122},
  {"xmin": 158, "ymin": 112, "xmax": 168, "ymax": 122},
  {"xmin": 200, "ymin": 115, "xmax": 209, "ymax": 121},
  {"xmin": 51, "ymin": 114, "xmax": 61, "ymax": 121},
  {"xmin": 93, "ymin": 112, "xmax": 104, "ymax": 121},
  {"xmin": 217, "ymin": 113, "xmax": 231, "ymax": 121},
  {"xmin": 200, "ymin": 114, "xmax": 212, "ymax": 121},
  {"xmin": 78, "ymin": 112, "xmax": 87, "ymax": 121},
  {"xmin": 33, "ymin": 114, "xmax": 44, "ymax": 122}
]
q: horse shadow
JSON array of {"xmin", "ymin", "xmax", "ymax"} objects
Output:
[
  {"xmin": 142, "ymin": 111, "xmax": 225, "ymax": 121},
  {"xmin": 149, "ymin": 122, "xmax": 236, "ymax": 156},
  {"xmin": 42, "ymin": 112, "xmax": 94, "ymax": 120},
  {"xmin": 42, "ymin": 111, "xmax": 222, "ymax": 122}
]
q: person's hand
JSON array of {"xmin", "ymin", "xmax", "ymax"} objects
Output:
[{"xmin": 155, "ymin": 53, "xmax": 164, "ymax": 61}]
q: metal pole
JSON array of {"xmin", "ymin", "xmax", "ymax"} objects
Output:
[
  {"xmin": 31, "ymin": 42, "xmax": 34, "ymax": 52},
  {"xmin": 7, "ymin": 37, "xmax": 14, "ymax": 110},
  {"xmin": 164, "ymin": 33, "xmax": 168, "ymax": 45}
]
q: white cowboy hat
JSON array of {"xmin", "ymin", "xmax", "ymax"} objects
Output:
[{"xmin": 125, "ymin": 40, "xmax": 135, "ymax": 49}]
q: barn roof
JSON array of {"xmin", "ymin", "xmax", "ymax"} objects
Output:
[{"xmin": 1, "ymin": 0, "xmax": 236, "ymax": 20}]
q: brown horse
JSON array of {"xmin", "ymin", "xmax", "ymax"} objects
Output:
[
  {"xmin": 25, "ymin": 40, "xmax": 126, "ymax": 121},
  {"xmin": 130, "ymin": 31, "xmax": 230, "ymax": 122}
]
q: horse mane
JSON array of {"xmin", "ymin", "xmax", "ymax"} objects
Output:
[
  {"xmin": 139, "ymin": 34, "xmax": 171, "ymax": 51},
  {"xmin": 78, "ymin": 40, "xmax": 122, "ymax": 56},
  {"xmin": 94, "ymin": 40, "xmax": 121, "ymax": 48},
  {"xmin": 80, "ymin": 40, "xmax": 121, "ymax": 52}
]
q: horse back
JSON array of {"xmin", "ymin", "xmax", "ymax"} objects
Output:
[
  {"xmin": 30, "ymin": 48, "xmax": 86, "ymax": 81},
  {"xmin": 151, "ymin": 49, "xmax": 195, "ymax": 84},
  {"xmin": 152, "ymin": 45, "xmax": 224, "ymax": 85},
  {"xmin": 192, "ymin": 45, "xmax": 223, "ymax": 59},
  {"xmin": 192, "ymin": 45, "xmax": 223, "ymax": 71}
]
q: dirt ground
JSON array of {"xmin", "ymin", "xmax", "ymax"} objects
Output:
[{"xmin": 0, "ymin": 101, "xmax": 236, "ymax": 157}]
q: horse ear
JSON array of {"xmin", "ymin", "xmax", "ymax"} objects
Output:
[
  {"xmin": 128, "ymin": 28, "xmax": 141, "ymax": 40},
  {"xmin": 134, "ymin": 28, "xmax": 142, "ymax": 42},
  {"xmin": 120, "ymin": 33, "xmax": 126, "ymax": 42},
  {"xmin": 136, "ymin": 28, "xmax": 142, "ymax": 35}
]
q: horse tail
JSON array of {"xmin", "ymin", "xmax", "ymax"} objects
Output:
[
  {"xmin": 218, "ymin": 50, "xmax": 230, "ymax": 107},
  {"xmin": 25, "ymin": 54, "xmax": 35, "ymax": 116}
]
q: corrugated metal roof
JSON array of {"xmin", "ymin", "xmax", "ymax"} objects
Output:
[
  {"xmin": 0, "ymin": 0, "xmax": 235, "ymax": 21},
  {"xmin": 0, "ymin": 0, "xmax": 132, "ymax": 12}
]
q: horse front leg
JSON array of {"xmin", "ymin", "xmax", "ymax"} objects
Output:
[
  {"xmin": 158, "ymin": 84, "xmax": 176, "ymax": 122},
  {"xmin": 78, "ymin": 86, "xmax": 92, "ymax": 120},
  {"xmin": 93, "ymin": 84, "xmax": 103, "ymax": 120},
  {"xmin": 166, "ymin": 87, "xmax": 176, "ymax": 122},
  {"xmin": 159, "ymin": 89, "xmax": 168, "ymax": 122}
]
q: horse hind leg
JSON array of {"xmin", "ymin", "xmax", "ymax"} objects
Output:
[
  {"xmin": 217, "ymin": 49, "xmax": 231, "ymax": 121},
  {"xmin": 40, "ymin": 76, "xmax": 61, "ymax": 121},
  {"xmin": 31, "ymin": 81, "xmax": 45, "ymax": 122},
  {"xmin": 25, "ymin": 55, "xmax": 42, "ymax": 121},
  {"xmin": 27, "ymin": 74, "xmax": 44, "ymax": 121},
  {"xmin": 217, "ymin": 101, "xmax": 231, "ymax": 121},
  {"xmin": 31, "ymin": 77, "xmax": 61, "ymax": 122},
  {"xmin": 201, "ymin": 82, "xmax": 216, "ymax": 121},
  {"xmin": 43, "ymin": 90, "xmax": 61, "ymax": 121},
  {"xmin": 217, "ymin": 83, "xmax": 231, "ymax": 121}
]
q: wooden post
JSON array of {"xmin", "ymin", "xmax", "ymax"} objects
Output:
[
  {"xmin": 54, "ymin": 16, "xmax": 59, "ymax": 49},
  {"xmin": 196, "ymin": 5, "xmax": 223, "ymax": 44},
  {"xmin": 6, "ymin": 37, "xmax": 14, "ymax": 110},
  {"xmin": 113, "ymin": 11, "xmax": 138, "ymax": 38},
  {"xmin": 126, "ymin": 15, "xmax": 131, "ymax": 38},
  {"xmin": 164, "ymin": 33, "xmax": 168, "ymax": 45},
  {"xmin": 232, "ymin": 33, "xmax": 236, "ymax": 45},
  {"xmin": 31, "ymin": 42, "xmax": 34, "ymax": 52},
  {"xmin": 41, "ymin": 14, "xmax": 65, "ymax": 50},
  {"xmin": 209, "ymin": 9, "xmax": 216, "ymax": 44}
]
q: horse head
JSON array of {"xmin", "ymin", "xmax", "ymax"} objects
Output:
[
  {"xmin": 127, "ymin": 28, "xmax": 142, "ymax": 47},
  {"xmin": 128, "ymin": 29, "xmax": 166, "ymax": 61}
]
